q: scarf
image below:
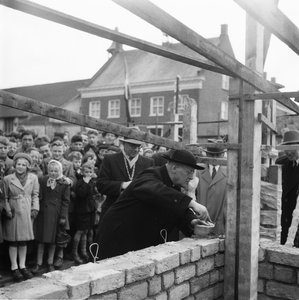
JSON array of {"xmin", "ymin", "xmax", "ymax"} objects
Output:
[
  {"xmin": 47, "ymin": 160, "xmax": 63, "ymax": 190},
  {"xmin": 122, "ymin": 149, "xmax": 139, "ymax": 169},
  {"xmin": 16, "ymin": 172, "xmax": 28, "ymax": 187}
]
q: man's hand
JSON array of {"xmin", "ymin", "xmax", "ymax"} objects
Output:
[{"xmin": 188, "ymin": 200, "xmax": 211, "ymax": 221}]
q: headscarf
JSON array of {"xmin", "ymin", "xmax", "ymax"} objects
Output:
[{"xmin": 47, "ymin": 160, "xmax": 63, "ymax": 190}]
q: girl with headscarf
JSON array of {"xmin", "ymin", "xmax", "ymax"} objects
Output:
[
  {"xmin": 32, "ymin": 160, "xmax": 70, "ymax": 274},
  {"xmin": 3, "ymin": 153, "xmax": 39, "ymax": 281}
]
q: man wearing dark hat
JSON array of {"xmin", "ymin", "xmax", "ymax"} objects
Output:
[
  {"xmin": 64, "ymin": 134, "xmax": 84, "ymax": 160},
  {"xmin": 275, "ymin": 130, "xmax": 299, "ymax": 246},
  {"xmin": 96, "ymin": 136, "xmax": 154, "ymax": 219},
  {"xmin": 95, "ymin": 149, "xmax": 210, "ymax": 259},
  {"xmin": 196, "ymin": 139, "xmax": 227, "ymax": 236}
]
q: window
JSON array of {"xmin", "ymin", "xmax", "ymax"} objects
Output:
[
  {"xmin": 89, "ymin": 101, "xmax": 101, "ymax": 118},
  {"xmin": 221, "ymin": 101, "xmax": 228, "ymax": 120},
  {"xmin": 130, "ymin": 98, "xmax": 141, "ymax": 117},
  {"xmin": 108, "ymin": 99, "xmax": 120, "ymax": 118},
  {"xmin": 222, "ymin": 75, "xmax": 229, "ymax": 90},
  {"xmin": 150, "ymin": 96, "xmax": 164, "ymax": 116}
]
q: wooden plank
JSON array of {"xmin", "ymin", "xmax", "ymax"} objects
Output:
[
  {"xmin": 0, "ymin": 90, "xmax": 196, "ymax": 151},
  {"xmin": 244, "ymin": 92, "xmax": 299, "ymax": 100},
  {"xmin": 187, "ymin": 142, "xmax": 241, "ymax": 150},
  {"xmin": 237, "ymin": 15, "xmax": 263, "ymax": 299},
  {"xmin": 258, "ymin": 113, "xmax": 278, "ymax": 134},
  {"xmin": 0, "ymin": 0, "xmax": 232, "ymax": 77},
  {"xmin": 182, "ymin": 97, "xmax": 197, "ymax": 145},
  {"xmin": 235, "ymin": 0, "xmax": 299, "ymax": 56},
  {"xmin": 224, "ymin": 79, "xmax": 242, "ymax": 299},
  {"xmin": 230, "ymin": 91, "xmax": 299, "ymax": 115}
]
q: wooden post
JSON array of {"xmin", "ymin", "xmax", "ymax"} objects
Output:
[
  {"xmin": 224, "ymin": 78, "xmax": 242, "ymax": 300},
  {"xmin": 237, "ymin": 14, "xmax": 264, "ymax": 299},
  {"xmin": 182, "ymin": 97, "xmax": 197, "ymax": 145}
]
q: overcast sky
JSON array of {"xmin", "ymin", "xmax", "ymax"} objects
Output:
[{"xmin": 0, "ymin": 0, "xmax": 298, "ymax": 91}]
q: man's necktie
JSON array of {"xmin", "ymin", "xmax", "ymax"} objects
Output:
[
  {"xmin": 294, "ymin": 161, "xmax": 297, "ymax": 168},
  {"xmin": 212, "ymin": 166, "xmax": 217, "ymax": 179}
]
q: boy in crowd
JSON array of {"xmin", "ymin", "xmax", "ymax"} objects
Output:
[{"xmin": 63, "ymin": 135, "xmax": 84, "ymax": 159}]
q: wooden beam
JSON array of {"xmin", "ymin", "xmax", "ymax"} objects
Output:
[
  {"xmin": 229, "ymin": 92, "xmax": 299, "ymax": 114},
  {"xmin": 258, "ymin": 113, "xmax": 278, "ymax": 134},
  {"xmin": 187, "ymin": 143, "xmax": 241, "ymax": 150},
  {"xmin": 0, "ymin": 90, "xmax": 192, "ymax": 151},
  {"xmin": 235, "ymin": 0, "xmax": 299, "ymax": 56},
  {"xmin": 243, "ymin": 92, "xmax": 299, "ymax": 101},
  {"xmin": 0, "ymin": 0, "xmax": 232, "ymax": 77},
  {"xmin": 196, "ymin": 156, "xmax": 227, "ymax": 167}
]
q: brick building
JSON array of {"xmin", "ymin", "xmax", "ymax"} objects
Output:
[{"xmin": 79, "ymin": 25, "xmax": 235, "ymax": 142}]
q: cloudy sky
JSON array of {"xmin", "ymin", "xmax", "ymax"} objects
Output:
[{"xmin": 0, "ymin": 0, "xmax": 298, "ymax": 91}]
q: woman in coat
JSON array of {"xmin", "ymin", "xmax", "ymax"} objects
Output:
[
  {"xmin": 32, "ymin": 160, "xmax": 70, "ymax": 273},
  {"xmin": 3, "ymin": 153, "xmax": 39, "ymax": 281}
]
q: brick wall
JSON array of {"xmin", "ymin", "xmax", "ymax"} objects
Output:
[
  {"xmin": 258, "ymin": 239, "xmax": 299, "ymax": 300},
  {"xmin": 0, "ymin": 238, "xmax": 224, "ymax": 300}
]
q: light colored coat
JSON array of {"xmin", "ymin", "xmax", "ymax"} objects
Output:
[
  {"xmin": 196, "ymin": 165, "xmax": 227, "ymax": 235},
  {"xmin": 3, "ymin": 172, "xmax": 39, "ymax": 241}
]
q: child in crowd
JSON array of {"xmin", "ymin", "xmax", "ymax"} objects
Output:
[
  {"xmin": 72, "ymin": 162, "xmax": 97, "ymax": 264},
  {"xmin": 63, "ymin": 135, "xmax": 84, "ymax": 159},
  {"xmin": 68, "ymin": 151, "xmax": 83, "ymax": 179},
  {"xmin": 32, "ymin": 160, "xmax": 70, "ymax": 274},
  {"xmin": 7, "ymin": 137, "xmax": 18, "ymax": 159},
  {"xmin": 26, "ymin": 147, "xmax": 43, "ymax": 178},
  {"xmin": 84, "ymin": 130, "xmax": 99, "ymax": 155},
  {"xmin": 0, "ymin": 160, "xmax": 5, "ymax": 279},
  {"xmin": 2, "ymin": 153, "xmax": 39, "ymax": 281}
]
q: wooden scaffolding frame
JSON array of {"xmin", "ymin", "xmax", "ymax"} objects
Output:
[{"xmin": 1, "ymin": 0, "xmax": 299, "ymax": 299}]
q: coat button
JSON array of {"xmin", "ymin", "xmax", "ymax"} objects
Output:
[{"xmin": 174, "ymin": 199, "xmax": 178, "ymax": 203}]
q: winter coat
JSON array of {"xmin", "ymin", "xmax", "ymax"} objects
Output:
[
  {"xmin": 34, "ymin": 175, "xmax": 70, "ymax": 243},
  {"xmin": 196, "ymin": 165, "xmax": 227, "ymax": 235},
  {"xmin": 3, "ymin": 173, "xmax": 39, "ymax": 241},
  {"xmin": 95, "ymin": 165, "xmax": 197, "ymax": 260},
  {"xmin": 97, "ymin": 152, "xmax": 154, "ymax": 216},
  {"xmin": 74, "ymin": 179, "xmax": 97, "ymax": 214}
]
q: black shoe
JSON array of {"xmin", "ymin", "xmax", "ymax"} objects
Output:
[
  {"xmin": 20, "ymin": 268, "xmax": 33, "ymax": 280},
  {"xmin": 12, "ymin": 269, "xmax": 23, "ymax": 281},
  {"xmin": 31, "ymin": 264, "xmax": 41, "ymax": 275},
  {"xmin": 47, "ymin": 264, "xmax": 55, "ymax": 272}
]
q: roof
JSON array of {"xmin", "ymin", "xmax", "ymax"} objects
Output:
[
  {"xmin": 1, "ymin": 79, "xmax": 87, "ymax": 118},
  {"xmin": 88, "ymin": 32, "xmax": 235, "ymax": 88}
]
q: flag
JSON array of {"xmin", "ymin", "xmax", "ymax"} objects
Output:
[{"xmin": 124, "ymin": 57, "xmax": 132, "ymax": 124}]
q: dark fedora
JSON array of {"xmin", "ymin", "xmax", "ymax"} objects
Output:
[
  {"xmin": 279, "ymin": 130, "xmax": 299, "ymax": 145},
  {"xmin": 118, "ymin": 137, "xmax": 144, "ymax": 145},
  {"xmin": 203, "ymin": 139, "xmax": 226, "ymax": 154},
  {"xmin": 161, "ymin": 149, "xmax": 204, "ymax": 170}
]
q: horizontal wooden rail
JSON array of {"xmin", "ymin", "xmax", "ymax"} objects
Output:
[
  {"xmin": 276, "ymin": 144, "xmax": 299, "ymax": 151},
  {"xmin": 187, "ymin": 143, "xmax": 241, "ymax": 150},
  {"xmin": 244, "ymin": 92, "xmax": 299, "ymax": 101},
  {"xmin": 229, "ymin": 93, "xmax": 299, "ymax": 114}
]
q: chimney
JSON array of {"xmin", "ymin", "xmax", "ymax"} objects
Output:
[
  {"xmin": 221, "ymin": 24, "xmax": 228, "ymax": 36},
  {"xmin": 107, "ymin": 27, "xmax": 123, "ymax": 56},
  {"xmin": 271, "ymin": 77, "xmax": 276, "ymax": 83}
]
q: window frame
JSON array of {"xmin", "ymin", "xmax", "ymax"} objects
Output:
[
  {"xmin": 89, "ymin": 100, "xmax": 101, "ymax": 119},
  {"xmin": 108, "ymin": 99, "xmax": 120, "ymax": 118},
  {"xmin": 150, "ymin": 96, "xmax": 164, "ymax": 117},
  {"xmin": 129, "ymin": 98, "xmax": 142, "ymax": 117}
]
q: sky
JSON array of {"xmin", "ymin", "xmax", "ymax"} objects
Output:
[{"xmin": 0, "ymin": 0, "xmax": 298, "ymax": 92}]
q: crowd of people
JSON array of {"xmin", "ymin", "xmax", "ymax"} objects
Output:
[{"xmin": 0, "ymin": 126, "xmax": 215, "ymax": 282}]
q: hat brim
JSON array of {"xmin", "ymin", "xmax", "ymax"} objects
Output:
[
  {"xmin": 203, "ymin": 149, "xmax": 226, "ymax": 154},
  {"xmin": 278, "ymin": 140, "xmax": 299, "ymax": 146},
  {"xmin": 161, "ymin": 154, "xmax": 204, "ymax": 170},
  {"xmin": 119, "ymin": 138, "xmax": 144, "ymax": 145}
]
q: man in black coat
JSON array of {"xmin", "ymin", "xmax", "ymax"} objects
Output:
[
  {"xmin": 97, "ymin": 137, "xmax": 154, "ymax": 217},
  {"xmin": 276, "ymin": 130, "xmax": 299, "ymax": 246},
  {"xmin": 95, "ymin": 149, "xmax": 210, "ymax": 260}
]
